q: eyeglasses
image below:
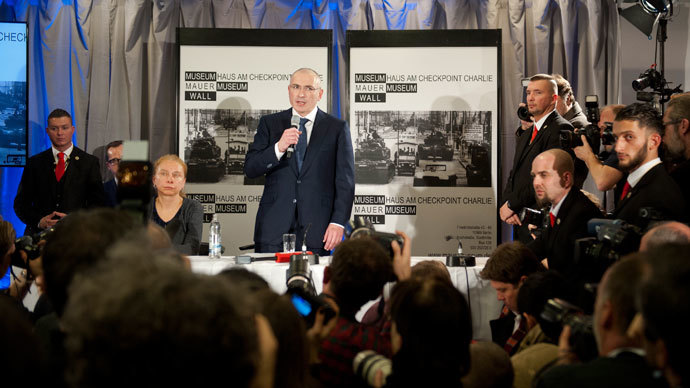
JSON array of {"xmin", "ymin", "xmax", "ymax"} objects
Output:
[
  {"xmin": 662, "ymin": 119, "xmax": 682, "ymax": 127},
  {"xmin": 106, "ymin": 158, "xmax": 121, "ymax": 166},
  {"xmin": 156, "ymin": 170, "xmax": 184, "ymax": 180},
  {"xmin": 289, "ymin": 84, "xmax": 319, "ymax": 93}
]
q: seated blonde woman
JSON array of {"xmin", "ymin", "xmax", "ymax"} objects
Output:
[{"xmin": 148, "ymin": 154, "xmax": 203, "ymax": 255}]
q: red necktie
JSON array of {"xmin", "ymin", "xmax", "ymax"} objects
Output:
[
  {"xmin": 529, "ymin": 126, "xmax": 538, "ymax": 144},
  {"xmin": 55, "ymin": 152, "xmax": 65, "ymax": 181},
  {"xmin": 549, "ymin": 212, "xmax": 555, "ymax": 227},
  {"xmin": 619, "ymin": 181, "xmax": 631, "ymax": 201}
]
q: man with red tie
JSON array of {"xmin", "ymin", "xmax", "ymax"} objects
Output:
[
  {"xmin": 14, "ymin": 109, "xmax": 105, "ymax": 236},
  {"xmin": 526, "ymin": 149, "xmax": 601, "ymax": 281},
  {"xmin": 501, "ymin": 74, "xmax": 572, "ymax": 243},
  {"xmin": 611, "ymin": 103, "xmax": 686, "ymax": 224}
]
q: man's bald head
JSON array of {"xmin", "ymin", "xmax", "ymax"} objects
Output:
[{"xmin": 640, "ymin": 222, "xmax": 690, "ymax": 251}]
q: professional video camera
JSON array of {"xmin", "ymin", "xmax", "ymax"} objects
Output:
[
  {"xmin": 632, "ymin": 65, "xmax": 682, "ymax": 105},
  {"xmin": 347, "ymin": 216, "xmax": 404, "ymax": 259},
  {"xmin": 559, "ymin": 95, "xmax": 604, "ymax": 151},
  {"xmin": 540, "ymin": 298, "xmax": 598, "ymax": 362},
  {"xmin": 285, "ymin": 253, "xmax": 335, "ymax": 327},
  {"xmin": 573, "ymin": 207, "xmax": 664, "ymax": 282}
]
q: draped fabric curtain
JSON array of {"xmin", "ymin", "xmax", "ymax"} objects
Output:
[{"xmin": 0, "ymin": 0, "xmax": 621, "ymax": 240}]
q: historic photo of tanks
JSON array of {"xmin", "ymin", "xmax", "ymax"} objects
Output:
[
  {"xmin": 0, "ymin": 81, "xmax": 27, "ymax": 166},
  {"xmin": 181, "ymin": 108, "xmax": 279, "ymax": 185},
  {"xmin": 352, "ymin": 110, "xmax": 491, "ymax": 187}
]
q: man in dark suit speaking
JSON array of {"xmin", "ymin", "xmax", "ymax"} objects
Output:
[
  {"xmin": 244, "ymin": 68, "xmax": 355, "ymax": 255},
  {"xmin": 501, "ymin": 74, "xmax": 571, "ymax": 243},
  {"xmin": 14, "ymin": 108, "xmax": 105, "ymax": 236}
]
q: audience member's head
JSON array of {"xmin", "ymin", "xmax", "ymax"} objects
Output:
[
  {"xmin": 663, "ymin": 94, "xmax": 690, "ymax": 160},
  {"xmin": 599, "ymin": 104, "xmax": 626, "ymax": 133},
  {"xmin": 41, "ymin": 208, "xmax": 145, "ymax": 316},
  {"xmin": 62, "ymin": 243, "xmax": 258, "ymax": 388},
  {"xmin": 613, "ymin": 103, "xmax": 663, "ymax": 173},
  {"xmin": 0, "ymin": 297, "xmax": 46, "ymax": 385},
  {"xmin": 532, "ymin": 148, "xmax": 575, "ymax": 207},
  {"xmin": 527, "ymin": 74, "xmax": 558, "ymax": 120},
  {"xmin": 481, "ymin": 242, "xmax": 546, "ymax": 313},
  {"xmin": 388, "ymin": 277, "xmax": 472, "ymax": 386},
  {"xmin": 218, "ymin": 267, "xmax": 270, "ymax": 293},
  {"xmin": 0, "ymin": 220, "xmax": 16, "ymax": 276},
  {"xmin": 639, "ymin": 221, "xmax": 690, "ymax": 251},
  {"xmin": 517, "ymin": 270, "xmax": 567, "ymax": 342},
  {"xmin": 410, "ymin": 259, "xmax": 451, "ymax": 282},
  {"xmin": 325, "ymin": 237, "xmax": 394, "ymax": 317},
  {"xmin": 253, "ymin": 288, "xmax": 310, "ymax": 388},
  {"xmin": 145, "ymin": 222, "xmax": 173, "ymax": 251},
  {"xmin": 593, "ymin": 253, "xmax": 647, "ymax": 355},
  {"xmin": 105, "ymin": 140, "xmax": 123, "ymax": 176},
  {"xmin": 552, "ymin": 74, "xmax": 574, "ymax": 116},
  {"xmin": 638, "ymin": 243, "xmax": 690, "ymax": 387},
  {"xmin": 461, "ymin": 341, "xmax": 513, "ymax": 388}
]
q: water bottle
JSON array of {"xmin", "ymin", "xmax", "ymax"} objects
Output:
[{"xmin": 209, "ymin": 213, "xmax": 222, "ymax": 259}]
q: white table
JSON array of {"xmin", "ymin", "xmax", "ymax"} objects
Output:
[{"xmin": 189, "ymin": 255, "xmax": 501, "ymax": 341}]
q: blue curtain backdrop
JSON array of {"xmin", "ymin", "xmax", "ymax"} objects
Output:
[{"xmin": 0, "ymin": 0, "xmax": 621, "ymax": 239}]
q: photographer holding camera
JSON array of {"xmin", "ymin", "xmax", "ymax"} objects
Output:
[
  {"xmin": 573, "ymin": 104, "xmax": 625, "ymax": 210},
  {"xmin": 314, "ymin": 231, "xmax": 411, "ymax": 388},
  {"xmin": 536, "ymin": 255, "xmax": 662, "ymax": 388},
  {"xmin": 527, "ymin": 149, "xmax": 602, "ymax": 281}
]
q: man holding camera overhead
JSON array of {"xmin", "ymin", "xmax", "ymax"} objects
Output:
[{"xmin": 501, "ymin": 74, "xmax": 572, "ymax": 243}]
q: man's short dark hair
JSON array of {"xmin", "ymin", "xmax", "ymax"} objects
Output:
[
  {"xmin": 41, "ymin": 208, "xmax": 144, "ymax": 316},
  {"xmin": 615, "ymin": 103, "xmax": 663, "ymax": 136},
  {"xmin": 552, "ymin": 74, "xmax": 574, "ymax": 99},
  {"xmin": 517, "ymin": 270, "xmax": 566, "ymax": 320},
  {"xmin": 329, "ymin": 237, "xmax": 394, "ymax": 315},
  {"xmin": 480, "ymin": 242, "xmax": 545, "ymax": 285},
  {"xmin": 638, "ymin": 243, "xmax": 690, "ymax": 385},
  {"xmin": 105, "ymin": 140, "xmax": 123, "ymax": 151},
  {"xmin": 529, "ymin": 74, "xmax": 558, "ymax": 95},
  {"xmin": 62, "ymin": 245, "xmax": 257, "ymax": 388},
  {"xmin": 47, "ymin": 108, "xmax": 72, "ymax": 124}
]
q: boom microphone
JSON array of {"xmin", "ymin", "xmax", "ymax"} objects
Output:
[{"xmin": 286, "ymin": 114, "xmax": 301, "ymax": 159}]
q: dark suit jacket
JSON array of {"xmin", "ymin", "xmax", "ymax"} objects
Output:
[
  {"xmin": 103, "ymin": 178, "xmax": 118, "ymax": 207},
  {"xmin": 503, "ymin": 111, "xmax": 571, "ymax": 242},
  {"xmin": 536, "ymin": 351, "xmax": 665, "ymax": 388},
  {"xmin": 613, "ymin": 163, "xmax": 687, "ymax": 224},
  {"xmin": 490, "ymin": 309, "xmax": 524, "ymax": 356},
  {"xmin": 528, "ymin": 189, "xmax": 602, "ymax": 280},
  {"xmin": 671, "ymin": 159, "xmax": 690, "ymax": 220},
  {"xmin": 244, "ymin": 108, "xmax": 355, "ymax": 253},
  {"xmin": 14, "ymin": 147, "xmax": 106, "ymax": 236}
]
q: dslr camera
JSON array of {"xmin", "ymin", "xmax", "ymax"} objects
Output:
[
  {"xmin": 559, "ymin": 95, "xmax": 602, "ymax": 151},
  {"xmin": 347, "ymin": 216, "xmax": 404, "ymax": 259},
  {"xmin": 285, "ymin": 253, "xmax": 335, "ymax": 327},
  {"xmin": 540, "ymin": 298, "xmax": 598, "ymax": 362}
]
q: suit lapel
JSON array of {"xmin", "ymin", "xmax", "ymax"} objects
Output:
[
  {"xmin": 616, "ymin": 165, "xmax": 659, "ymax": 211},
  {"xmin": 515, "ymin": 111, "xmax": 557, "ymax": 167},
  {"xmin": 299, "ymin": 109, "xmax": 327, "ymax": 175}
]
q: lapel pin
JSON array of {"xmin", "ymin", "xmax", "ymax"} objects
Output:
[
  {"xmin": 556, "ymin": 218, "xmax": 561, "ymax": 225},
  {"xmin": 75, "ymin": 156, "xmax": 79, "ymax": 161}
]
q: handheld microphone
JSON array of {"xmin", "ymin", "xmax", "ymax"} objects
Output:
[{"xmin": 286, "ymin": 114, "xmax": 301, "ymax": 159}]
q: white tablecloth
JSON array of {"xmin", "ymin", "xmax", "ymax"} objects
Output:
[{"xmin": 189, "ymin": 255, "xmax": 501, "ymax": 341}]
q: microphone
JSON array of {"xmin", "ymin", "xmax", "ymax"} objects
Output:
[
  {"xmin": 445, "ymin": 235, "xmax": 463, "ymax": 254},
  {"xmin": 286, "ymin": 114, "xmax": 301, "ymax": 159},
  {"xmin": 302, "ymin": 223, "xmax": 312, "ymax": 253}
]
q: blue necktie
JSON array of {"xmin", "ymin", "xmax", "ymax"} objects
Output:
[{"xmin": 296, "ymin": 117, "xmax": 308, "ymax": 171}]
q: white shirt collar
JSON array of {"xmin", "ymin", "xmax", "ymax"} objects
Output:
[
  {"xmin": 627, "ymin": 158, "xmax": 662, "ymax": 187},
  {"xmin": 550, "ymin": 189, "xmax": 570, "ymax": 217},
  {"xmin": 292, "ymin": 106, "xmax": 318, "ymax": 123},
  {"xmin": 606, "ymin": 347, "xmax": 645, "ymax": 358},
  {"xmin": 534, "ymin": 108, "xmax": 555, "ymax": 132},
  {"xmin": 52, "ymin": 144, "xmax": 74, "ymax": 161}
]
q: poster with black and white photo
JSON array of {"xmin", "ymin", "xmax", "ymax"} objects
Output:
[
  {"xmin": 177, "ymin": 29, "xmax": 330, "ymax": 252},
  {"xmin": 348, "ymin": 30, "xmax": 500, "ymax": 256},
  {"xmin": 0, "ymin": 21, "xmax": 28, "ymax": 166}
]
